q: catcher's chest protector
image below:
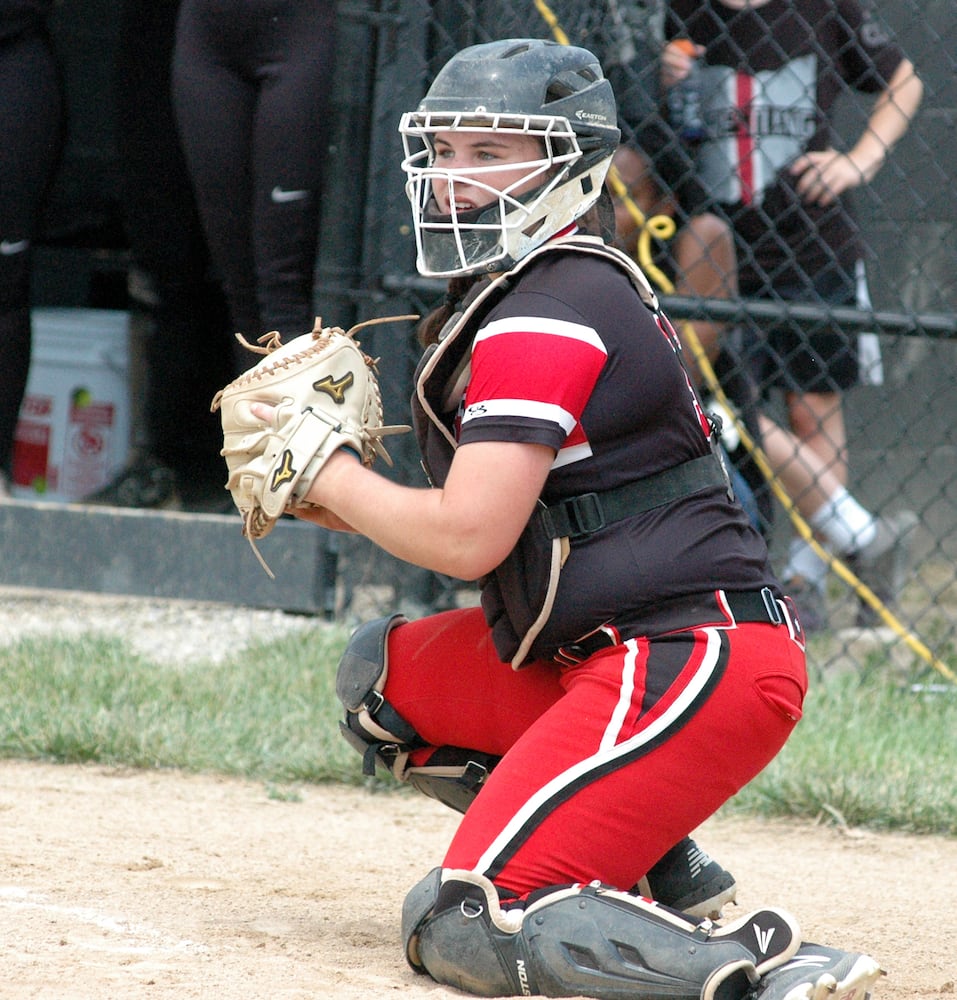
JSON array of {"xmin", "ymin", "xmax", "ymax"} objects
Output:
[
  {"xmin": 403, "ymin": 868, "xmax": 803, "ymax": 1000},
  {"xmin": 410, "ymin": 237, "xmax": 663, "ymax": 667}
]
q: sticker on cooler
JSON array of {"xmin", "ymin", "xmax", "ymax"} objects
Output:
[
  {"xmin": 12, "ymin": 396, "xmax": 55, "ymax": 493},
  {"xmin": 63, "ymin": 392, "xmax": 119, "ymax": 497},
  {"xmin": 11, "ymin": 309, "xmax": 131, "ymax": 502}
]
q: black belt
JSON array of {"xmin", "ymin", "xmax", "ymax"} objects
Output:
[
  {"xmin": 554, "ymin": 588, "xmax": 796, "ymax": 666},
  {"xmin": 539, "ymin": 454, "xmax": 729, "ymax": 540}
]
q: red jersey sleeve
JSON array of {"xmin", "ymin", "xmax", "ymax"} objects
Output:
[{"xmin": 458, "ymin": 312, "xmax": 608, "ymax": 460}]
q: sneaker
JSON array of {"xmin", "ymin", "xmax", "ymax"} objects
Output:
[
  {"xmin": 782, "ymin": 575, "xmax": 827, "ymax": 633},
  {"xmin": 82, "ymin": 452, "xmax": 180, "ymax": 510},
  {"xmin": 746, "ymin": 943, "xmax": 884, "ymax": 1000},
  {"xmin": 637, "ymin": 836, "xmax": 738, "ymax": 919},
  {"xmin": 850, "ymin": 510, "xmax": 918, "ymax": 627}
]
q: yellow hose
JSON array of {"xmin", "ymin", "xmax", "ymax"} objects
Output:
[
  {"xmin": 680, "ymin": 322, "xmax": 956, "ymax": 684},
  {"xmin": 532, "ymin": 0, "xmax": 569, "ymax": 45}
]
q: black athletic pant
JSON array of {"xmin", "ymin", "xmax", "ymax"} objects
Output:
[
  {"xmin": 115, "ymin": 0, "xmax": 234, "ymax": 487},
  {"xmin": 171, "ymin": 0, "xmax": 338, "ymax": 351},
  {"xmin": 0, "ymin": 24, "xmax": 63, "ymax": 474}
]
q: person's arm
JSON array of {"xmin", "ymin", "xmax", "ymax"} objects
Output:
[
  {"xmin": 790, "ymin": 58, "xmax": 923, "ymax": 206},
  {"xmin": 288, "ymin": 436, "xmax": 555, "ymax": 581}
]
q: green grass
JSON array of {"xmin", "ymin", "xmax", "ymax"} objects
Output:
[
  {"xmin": 2, "ymin": 627, "xmax": 956, "ymax": 836},
  {"xmin": 730, "ymin": 650, "xmax": 957, "ymax": 836},
  {"xmin": 0, "ymin": 627, "xmax": 359, "ymax": 785}
]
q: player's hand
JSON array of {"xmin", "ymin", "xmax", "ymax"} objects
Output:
[
  {"xmin": 246, "ymin": 400, "xmax": 359, "ymax": 533},
  {"xmin": 789, "ymin": 149, "xmax": 868, "ymax": 206},
  {"xmin": 290, "ymin": 502, "xmax": 357, "ymax": 533}
]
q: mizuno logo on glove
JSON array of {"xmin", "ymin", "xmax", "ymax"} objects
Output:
[
  {"xmin": 270, "ymin": 450, "xmax": 298, "ymax": 492},
  {"xmin": 313, "ymin": 371, "xmax": 355, "ymax": 404}
]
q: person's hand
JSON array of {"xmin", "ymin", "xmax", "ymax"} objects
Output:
[
  {"xmin": 789, "ymin": 149, "xmax": 869, "ymax": 206},
  {"xmin": 289, "ymin": 499, "xmax": 357, "ymax": 533},
  {"xmin": 660, "ymin": 39, "xmax": 704, "ymax": 90}
]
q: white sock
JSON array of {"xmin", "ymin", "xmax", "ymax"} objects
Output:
[
  {"xmin": 784, "ymin": 538, "xmax": 828, "ymax": 592},
  {"xmin": 809, "ymin": 487, "xmax": 877, "ymax": 555}
]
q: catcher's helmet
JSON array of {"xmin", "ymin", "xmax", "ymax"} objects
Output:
[{"xmin": 399, "ymin": 38, "xmax": 620, "ymax": 277}]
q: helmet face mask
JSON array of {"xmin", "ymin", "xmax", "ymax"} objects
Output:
[
  {"xmin": 399, "ymin": 40, "xmax": 620, "ymax": 278},
  {"xmin": 401, "ymin": 112, "xmax": 585, "ymax": 277}
]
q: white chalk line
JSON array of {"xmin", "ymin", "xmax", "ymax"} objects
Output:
[{"xmin": 0, "ymin": 885, "xmax": 209, "ymax": 956}]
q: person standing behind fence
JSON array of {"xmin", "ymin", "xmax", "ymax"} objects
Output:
[
  {"xmin": 83, "ymin": 0, "xmax": 236, "ymax": 513},
  {"xmin": 171, "ymin": 0, "xmax": 337, "ymax": 361},
  {"xmin": 0, "ymin": 1, "xmax": 64, "ymax": 498},
  {"xmin": 661, "ymin": 0, "xmax": 923, "ymax": 628}
]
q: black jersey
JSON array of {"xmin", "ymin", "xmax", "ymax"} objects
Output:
[{"xmin": 416, "ymin": 240, "xmax": 778, "ymax": 661}]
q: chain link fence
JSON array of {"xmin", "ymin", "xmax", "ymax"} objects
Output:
[{"xmin": 319, "ymin": 0, "xmax": 956, "ymax": 681}]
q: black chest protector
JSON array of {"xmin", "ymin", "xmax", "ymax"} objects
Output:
[{"xmin": 411, "ymin": 235, "xmax": 729, "ymax": 667}]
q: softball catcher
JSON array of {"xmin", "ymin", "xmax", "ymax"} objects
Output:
[{"xmin": 216, "ymin": 37, "xmax": 884, "ymax": 1000}]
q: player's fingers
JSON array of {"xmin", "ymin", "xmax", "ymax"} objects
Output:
[{"xmin": 249, "ymin": 401, "xmax": 276, "ymax": 422}]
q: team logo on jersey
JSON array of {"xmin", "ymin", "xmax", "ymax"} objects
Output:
[
  {"xmin": 313, "ymin": 370, "xmax": 355, "ymax": 404},
  {"xmin": 270, "ymin": 449, "xmax": 297, "ymax": 492}
]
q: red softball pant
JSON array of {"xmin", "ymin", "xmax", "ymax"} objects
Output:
[{"xmin": 384, "ymin": 604, "xmax": 807, "ymax": 898}]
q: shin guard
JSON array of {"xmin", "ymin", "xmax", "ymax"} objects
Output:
[{"xmin": 404, "ymin": 868, "xmax": 802, "ymax": 999}]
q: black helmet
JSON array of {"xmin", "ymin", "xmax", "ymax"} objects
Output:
[{"xmin": 400, "ymin": 39, "xmax": 621, "ymax": 277}]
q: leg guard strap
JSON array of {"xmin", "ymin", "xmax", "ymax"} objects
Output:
[
  {"xmin": 405, "ymin": 746, "xmax": 501, "ymax": 814},
  {"xmin": 408, "ymin": 869, "xmax": 802, "ymax": 999}
]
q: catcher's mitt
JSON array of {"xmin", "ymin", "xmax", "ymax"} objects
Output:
[{"xmin": 211, "ymin": 315, "xmax": 414, "ymax": 570}]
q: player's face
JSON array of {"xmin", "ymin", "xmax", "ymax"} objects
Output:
[{"xmin": 430, "ymin": 130, "xmax": 546, "ymax": 215}]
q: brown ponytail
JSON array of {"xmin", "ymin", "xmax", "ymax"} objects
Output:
[{"xmin": 415, "ymin": 274, "xmax": 481, "ymax": 347}]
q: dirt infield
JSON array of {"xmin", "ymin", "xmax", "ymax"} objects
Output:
[{"xmin": 1, "ymin": 760, "xmax": 954, "ymax": 1000}]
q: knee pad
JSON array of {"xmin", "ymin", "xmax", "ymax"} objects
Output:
[
  {"xmin": 336, "ymin": 615, "xmax": 499, "ymax": 811},
  {"xmin": 336, "ymin": 614, "xmax": 419, "ymax": 777},
  {"xmin": 406, "ymin": 869, "xmax": 802, "ymax": 1000}
]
